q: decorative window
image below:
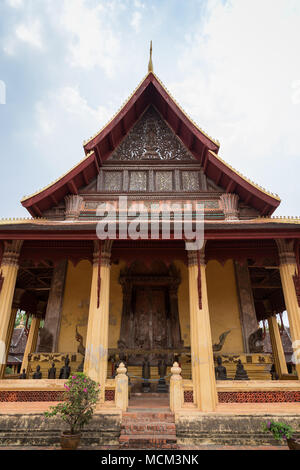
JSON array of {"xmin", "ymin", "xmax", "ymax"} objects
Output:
[
  {"xmin": 103, "ymin": 172, "xmax": 122, "ymax": 191},
  {"xmin": 155, "ymin": 171, "xmax": 173, "ymax": 191},
  {"xmin": 181, "ymin": 171, "xmax": 200, "ymax": 191},
  {"xmin": 129, "ymin": 171, "xmax": 147, "ymax": 191}
]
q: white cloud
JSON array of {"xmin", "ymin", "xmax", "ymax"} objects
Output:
[
  {"xmin": 131, "ymin": 11, "xmax": 142, "ymax": 33},
  {"xmin": 6, "ymin": 0, "xmax": 24, "ymax": 7},
  {"xmin": 58, "ymin": 0, "xmax": 121, "ymax": 76},
  {"xmin": 34, "ymin": 86, "xmax": 111, "ymax": 169},
  {"xmin": 3, "ymin": 18, "xmax": 43, "ymax": 54},
  {"xmin": 170, "ymin": 0, "xmax": 300, "ymax": 213}
]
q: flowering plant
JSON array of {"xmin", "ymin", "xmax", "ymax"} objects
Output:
[
  {"xmin": 262, "ymin": 420, "xmax": 294, "ymax": 442},
  {"xmin": 44, "ymin": 372, "xmax": 100, "ymax": 435}
]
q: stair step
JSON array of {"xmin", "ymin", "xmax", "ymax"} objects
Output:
[
  {"xmin": 123, "ymin": 412, "xmax": 174, "ymax": 420},
  {"xmin": 119, "ymin": 435, "xmax": 178, "ymax": 449},
  {"xmin": 121, "ymin": 424, "xmax": 176, "ymax": 434}
]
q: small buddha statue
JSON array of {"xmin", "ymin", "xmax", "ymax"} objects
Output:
[
  {"xmin": 20, "ymin": 369, "xmax": 27, "ymax": 379},
  {"xmin": 142, "ymin": 356, "xmax": 151, "ymax": 393},
  {"xmin": 157, "ymin": 358, "xmax": 168, "ymax": 393},
  {"xmin": 270, "ymin": 364, "xmax": 279, "ymax": 380},
  {"xmin": 48, "ymin": 362, "xmax": 56, "ymax": 379},
  {"xmin": 158, "ymin": 358, "xmax": 167, "ymax": 379},
  {"xmin": 33, "ymin": 365, "xmax": 42, "ymax": 379},
  {"xmin": 76, "ymin": 358, "xmax": 84, "ymax": 372},
  {"xmin": 215, "ymin": 356, "xmax": 227, "ymax": 380},
  {"xmin": 59, "ymin": 355, "xmax": 71, "ymax": 379},
  {"xmin": 234, "ymin": 359, "xmax": 249, "ymax": 380}
]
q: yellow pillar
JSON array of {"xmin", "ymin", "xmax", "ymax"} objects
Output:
[
  {"xmin": 84, "ymin": 240, "xmax": 112, "ymax": 403},
  {"xmin": 0, "ymin": 240, "xmax": 23, "ymax": 378},
  {"xmin": 267, "ymin": 314, "xmax": 288, "ymax": 378},
  {"xmin": 276, "ymin": 239, "xmax": 300, "ymax": 378},
  {"xmin": 187, "ymin": 246, "xmax": 218, "ymax": 411},
  {"xmin": 21, "ymin": 316, "xmax": 41, "ymax": 373}
]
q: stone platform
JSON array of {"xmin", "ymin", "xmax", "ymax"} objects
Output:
[
  {"xmin": 0, "ymin": 402, "xmax": 121, "ymax": 447},
  {"xmin": 176, "ymin": 402, "xmax": 300, "ymax": 446},
  {"xmin": 0, "ymin": 399, "xmax": 299, "ymax": 448}
]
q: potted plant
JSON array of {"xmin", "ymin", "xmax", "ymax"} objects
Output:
[
  {"xmin": 45, "ymin": 372, "xmax": 100, "ymax": 450},
  {"xmin": 262, "ymin": 420, "xmax": 300, "ymax": 450}
]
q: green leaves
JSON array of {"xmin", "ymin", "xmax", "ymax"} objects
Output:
[
  {"xmin": 44, "ymin": 372, "xmax": 100, "ymax": 435},
  {"xmin": 261, "ymin": 420, "xmax": 295, "ymax": 442}
]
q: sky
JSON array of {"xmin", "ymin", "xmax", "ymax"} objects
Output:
[{"xmin": 0, "ymin": 0, "xmax": 300, "ymax": 219}]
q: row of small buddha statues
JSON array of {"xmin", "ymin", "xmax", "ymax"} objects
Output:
[
  {"xmin": 215, "ymin": 356, "xmax": 249, "ymax": 380},
  {"xmin": 20, "ymin": 356, "xmax": 73, "ymax": 380}
]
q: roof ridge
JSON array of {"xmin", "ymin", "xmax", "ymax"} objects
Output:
[
  {"xmin": 152, "ymin": 72, "xmax": 220, "ymax": 147},
  {"xmin": 83, "ymin": 72, "xmax": 152, "ymax": 147}
]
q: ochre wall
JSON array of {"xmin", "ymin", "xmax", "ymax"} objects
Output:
[
  {"xmin": 206, "ymin": 259, "xmax": 244, "ymax": 353},
  {"xmin": 174, "ymin": 260, "xmax": 190, "ymax": 347},
  {"xmin": 57, "ymin": 258, "xmax": 243, "ymax": 354},
  {"xmin": 108, "ymin": 262, "xmax": 125, "ymax": 348},
  {"xmin": 58, "ymin": 260, "xmax": 92, "ymax": 352}
]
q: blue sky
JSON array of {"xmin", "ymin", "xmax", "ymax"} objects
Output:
[{"xmin": 0, "ymin": 0, "xmax": 300, "ymax": 218}]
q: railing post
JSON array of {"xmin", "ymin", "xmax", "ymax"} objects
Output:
[
  {"xmin": 170, "ymin": 362, "xmax": 183, "ymax": 412},
  {"xmin": 115, "ymin": 362, "xmax": 128, "ymax": 411}
]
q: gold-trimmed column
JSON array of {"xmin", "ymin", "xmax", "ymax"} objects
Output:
[
  {"xmin": 21, "ymin": 302, "xmax": 45, "ymax": 373},
  {"xmin": 276, "ymin": 239, "xmax": 300, "ymax": 378},
  {"xmin": 187, "ymin": 245, "xmax": 218, "ymax": 411},
  {"xmin": 0, "ymin": 240, "xmax": 23, "ymax": 378},
  {"xmin": 84, "ymin": 240, "xmax": 113, "ymax": 403},
  {"xmin": 267, "ymin": 314, "xmax": 288, "ymax": 378}
]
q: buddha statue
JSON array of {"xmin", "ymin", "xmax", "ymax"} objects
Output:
[
  {"xmin": 234, "ymin": 359, "xmax": 249, "ymax": 380},
  {"xmin": 48, "ymin": 362, "xmax": 56, "ymax": 379},
  {"xmin": 157, "ymin": 358, "xmax": 168, "ymax": 393},
  {"xmin": 142, "ymin": 356, "xmax": 151, "ymax": 393},
  {"xmin": 59, "ymin": 355, "xmax": 71, "ymax": 379},
  {"xmin": 33, "ymin": 365, "xmax": 42, "ymax": 379},
  {"xmin": 215, "ymin": 356, "xmax": 227, "ymax": 380},
  {"xmin": 19, "ymin": 369, "xmax": 27, "ymax": 379}
]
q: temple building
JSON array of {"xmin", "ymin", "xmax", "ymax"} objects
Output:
[{"xmin": 0, "ymin": 48, "xmax": 300, "ymax": 440}]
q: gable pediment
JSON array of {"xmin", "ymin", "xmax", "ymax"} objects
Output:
[{"xmin": 109, "ymin": 106, "xmax": 196, "ymax": 162}]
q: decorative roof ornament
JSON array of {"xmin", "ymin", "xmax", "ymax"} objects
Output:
[{"xmin": 148, "ymin": 40, "xmax": 153, "ymax": 73}]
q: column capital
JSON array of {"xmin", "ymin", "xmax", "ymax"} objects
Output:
[
  {"xmin": 64, "ymin": 195, "xmax": 84, "ymax": 220},
  {"xmin": 186, "ymin": 246, "xmax": 206, "ymax": 267},
  {"xmin": 276, "ymin": 239, "xmax": 296, "ymax": 265},
  {"xmin": 2, "ymin": 240, "xmax": 23, "ymax": 267},
  {"xmin": 93, "ymin": 240, "xmax": 113, "ymax": 267},
  {"xmin": 219, "ymin": 193, "xmax": 239, "ymax": 221}
]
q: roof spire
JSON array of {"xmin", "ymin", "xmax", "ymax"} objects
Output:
[{"xmin": 148, "ymin": 40, "xmax": 153, "ymax": 73}]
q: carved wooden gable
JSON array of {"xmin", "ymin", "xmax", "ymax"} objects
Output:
[{"xmin": 109, "ymin": 106, "xmax": 195, "ymax": 162}]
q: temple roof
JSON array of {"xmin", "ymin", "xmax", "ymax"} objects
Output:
[{"xmin": 21, "ymin": 71, "xmax": 280, "ymax": 217}]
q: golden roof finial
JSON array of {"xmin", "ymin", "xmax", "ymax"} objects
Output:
[{"xmin": 148, "ymin": 40, "xmax": 153, "ymax": 73}]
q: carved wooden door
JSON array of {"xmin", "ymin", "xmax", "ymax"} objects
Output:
[{"xmin": 133, "ymin": 286, "xmax": 168, "ymax": 351}]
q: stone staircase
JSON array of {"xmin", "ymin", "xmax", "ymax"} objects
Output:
[{"xmin": 119, "ymin": 393, "xmax": 178, "ymax": 449}]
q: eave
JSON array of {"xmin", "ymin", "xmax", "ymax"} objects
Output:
[{"xmin": 1, "ymin": 218, "xmax": 300, "ymax": 241}]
